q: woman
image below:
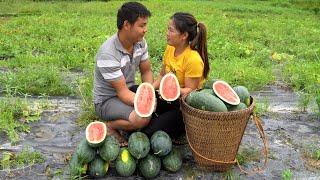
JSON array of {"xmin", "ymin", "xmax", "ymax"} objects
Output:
[{"xmin": 141, "ymin": 12, "xmax": 210, "ymax": 141}]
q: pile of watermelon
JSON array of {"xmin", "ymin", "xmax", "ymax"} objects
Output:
[
  {"xmin": 186, "ymin": 79, "xmax": 251, "ymax": 112},
  {"xmin": 69, "ymin": 121, "xmax": 182, "ymax": 179}
]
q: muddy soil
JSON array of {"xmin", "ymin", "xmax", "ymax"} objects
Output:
[{"xmin": 0, "ymin": 86, "xmax": 319, "ymax": 179}]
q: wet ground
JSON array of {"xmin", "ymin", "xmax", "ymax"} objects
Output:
[{"xmin": 0, "ymin": 85, "xmax": 319, "ymax": 179}]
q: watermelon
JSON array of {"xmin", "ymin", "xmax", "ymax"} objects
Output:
[
  {"xmin": 128, "ymin": 132, "xmax": 150, "ymax": 159},
  {"xmin": 228, "ymin": 102, "xmax": 247, "ymax": 111},
  {"xmin": 159, "ymin": 73, "xmax": 180, "ymax": 101},
  {"xmin": 115, "ymin": 148, "xmax": 136, "ymax": 177},
  {"xmin": 162, "ymin": 148, "xmax": 182, "ymax": 172},
  {"xmin": 88, "ymin": 156, "xmax": 109, "ymax": 178},
  {"xmin": 138, "ymin": 154, "xmax": 161, "ymax": 179},
  {"xmin": 233, "ymin": 86, "xmax": 251, "ymax": 106},
  {"xmin": 203, "ymin": 78, "xmax": 218, "ymax": 89},
  {"xmin": 76, "ymin": 138, "xmax": 96, "ymax": 164},
  {"xmin": 134, "ymin": 82, "xmax": 156, "ymax": 117},
  {"xmin": 69, "ymin": 153, "xmax": 88, "ymax": 177},
  {"xmin": 99, "ymin": 136, "xmax": 120, "ymax": 162},
  {"xmin": 151, "ymin": 131, "xmax": 172, "ymax": 157},
  {"xmin": 212, "ymin": 80, "xmax": 240, "ymax": 105},
  {"xmin": 200, "ymin": 88, "xmax": 216, "ymax": 96},
  {"xmin": 86, "ymin": 121, "xmax": 107, "ymax": 148},
  {"xmin": 186, "ymin": 91, "xmax": 228, "ymax": 112}
]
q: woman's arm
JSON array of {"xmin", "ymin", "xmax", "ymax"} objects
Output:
[{"xmin": 180, "ymin": 77, "xmax": 201, "ymax": 95}]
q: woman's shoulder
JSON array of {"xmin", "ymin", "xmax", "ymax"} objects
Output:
[
  {"xmin": 165, "ymin": 45, "xmax": 175, "ymax": 51},
  {"xmin": 186, "ymin": 48, "xmax": 202, "ymax": 62}
]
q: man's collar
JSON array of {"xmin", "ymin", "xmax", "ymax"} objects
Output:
[
  {"xmin": 115, "ymin": 33, "xmax": 141, "ymax": 55},
  {"xmin": 114, "ymin": 33, "xmax": 128, "ymax": 54}
]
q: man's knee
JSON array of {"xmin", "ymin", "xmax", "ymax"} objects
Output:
[
  {"xmin": 129, "ymin": 111, "xmax": 151, "ymax": 129},
  {"xmin": 132, "ymin": 119, "xmax": 150, "ymax": 129}
]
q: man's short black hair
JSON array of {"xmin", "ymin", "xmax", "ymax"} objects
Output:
[{"xmin": 117, "ymin": 2, "xmax": 151, "ymax": 30}]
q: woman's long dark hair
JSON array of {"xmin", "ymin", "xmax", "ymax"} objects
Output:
[{"xmin": 171, "ymin": 12, "xmax": 209, "ymax": 79}]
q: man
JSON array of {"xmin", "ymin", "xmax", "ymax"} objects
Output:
[{"xmin": 93, "ymin": 2, "xmax": 153, "ymax": 146}]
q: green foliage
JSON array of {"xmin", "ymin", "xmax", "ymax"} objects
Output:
[
  {"xmin": 236, "ymin": 146, "xmax": 260, "ymax": 165},
  {"xmin": 0, "ymin": 0, "xmax": 319, "ymax": 127},
  {"xmin": 281, "ymin": 169, "xmax": 293, "ymax": 180},
  {"xmin": 223, "ymin": 170, "xmax": 241, "ymax": 180},
  {"xmin": 76, "ymin": 73, "xmax": 99, "ymax": 127},
  {"xmin": 0, "ymin": 96, "xmax": 52, "ymax": 143},
  {"xmin": 0, "ymin": 147, "xmax": 45, "ymax": 170},
  {"xmin": 313, "ymin": 149, "xmax": 320, "ymax": 160},
  {"xmin": 0, "ymin": 66, "xmax": 75, "ymax": 96},
  {"xmin": 283, "ymin": 61, "xmax": 319, "ymax": 112},
  {"xmin": 254, "ymin": 97, "xmax": 270, "ymax": 115}
]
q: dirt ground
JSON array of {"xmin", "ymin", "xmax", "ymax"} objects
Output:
[{"xmin": 0, "ymin": 85, "xmax": 319, "ymax": 179}]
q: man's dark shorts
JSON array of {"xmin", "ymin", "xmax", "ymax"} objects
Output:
[{"xmin": 94, "ymin": 85, "xmax": 138, "ymax": 121}]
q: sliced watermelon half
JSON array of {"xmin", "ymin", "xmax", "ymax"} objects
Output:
[
  {"xmin": 159, "ymin": 73, "xmax": 180, "ymax": 101},
  {"xmin": 212, "ymin": 80, "xmax": 240, "ymax": 105},
  {"xmin": 85, "ymin": 121, "xmax": 107, "ymax": 148},
  {"xmin": 134, "ymin": 82, "xmax": 156, "ymax": 117}
]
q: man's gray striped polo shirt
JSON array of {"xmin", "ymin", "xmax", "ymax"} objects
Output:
[{"xmin": 93, "ymin": 33, "xmax": 149, "ymax": 104}]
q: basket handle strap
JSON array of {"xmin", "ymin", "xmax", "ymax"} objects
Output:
[
  {"xmin": 236, "ymin": 113, "xmax": 269, "ymax": 175},
  {"xmin": 185, "ymin": 128, "xmax": 237, "ymax": 165}
]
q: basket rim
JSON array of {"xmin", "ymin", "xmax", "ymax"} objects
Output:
[{"xmin": 180, "ymin": 92, "xmax": 255, "ymax": 115}]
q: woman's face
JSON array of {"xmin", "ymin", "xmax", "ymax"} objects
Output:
[{"xmin": 166, "ymin": 19, "xmax": 185, "ymax": 47}]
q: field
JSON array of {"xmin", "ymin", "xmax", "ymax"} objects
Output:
[{"xmin": 0, "ymin": 0, "xmax": 319, "ymax": 178}]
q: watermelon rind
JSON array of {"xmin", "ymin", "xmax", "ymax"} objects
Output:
[
  {"xmin": 88, "ymin": 156, "xmax": 109, "ymax": 178},
  {"xmin": 186, "ymin": 91, "xmax": 228, "ymax": 112},
  {"xmin": 228, "ymin": 102, "xmax": 247, "ymax": 111},
  {"xmin": 233, "ymin": 85, "xmax": 251, "ymax": 106},
  {"xmin": 151, "ymin": 131, "xmax": 172, "ymax": 157},
  {"xmin": 138, "ymin": 154, "xmax": 161, "ymax": 179},
  {"xmin": 69, "ymin": 153, "xmax": 88, "ymax": 177},
  {"xmin": 134, "ymin": 82, "xmax": 156, "ymax": 118},
  {"xmin": 85, "ymin": 121, "xmax": 107, "ymax": 148},
  {"xmin": 128, "ymin": 132, "xmax": 150, "ymax": 159},
  {"xmin": 76, "ymin": 138, "xmax": 96, "ymax": 164},
  {"xmin": 115, "ymin": 148, "xmax": 136, "ymax": 177},
  {"xmin": 212, "ymin": 80, "xmax": 240, "ymax": 105},
  {"xmin": 162, "ymin": 148, "xmax": 182, "ymax": 172},
  {"xmin": 99, "ymin": 136, "xmax": 120, "ymax": 161},
  {"xmin": 159, "ymin": 73, "xmax": 181, "ymax": 101}
]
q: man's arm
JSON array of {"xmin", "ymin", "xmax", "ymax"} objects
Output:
[
  {"xmin": 139, "ymin": 60, "xmax": 153, "ymax": 84},
  {"xmin": 110, "ymin": 76, "xmax": 135, "ymax": 106}
]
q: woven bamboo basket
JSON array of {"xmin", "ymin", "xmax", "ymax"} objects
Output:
[{"xmin": 180, "ymin": 93, "xmax": 255, "ymax": 172}]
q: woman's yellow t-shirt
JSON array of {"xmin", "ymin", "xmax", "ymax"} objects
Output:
[{"xmin": 163, "ymin": 45, "xmax": 205, "ymax": 88}]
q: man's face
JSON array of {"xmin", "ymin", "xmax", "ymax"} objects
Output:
[{"xmin": 127, "ymin": 17, "xmax": 148, "ymax": 43}]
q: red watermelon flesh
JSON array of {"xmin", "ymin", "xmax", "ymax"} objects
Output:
[
  {"xmin": 212, "ymin": 80, "xmax": 240, "ymax": 105},
  {"xmin": 134, "ymin": 83, "xmax": 155, "ymax": 117},
  {"xmin": 162, "ymin": 76, "xmax": 178, "ymax": 99},
  {"xmin": 159, "ymin": 73, "xmax": 180, "ymax": 101},
  {"xmin": 87, "ymin": 123, "xmax": 105, "ymax": 142},
  {"xmin": 85, "ymin": 121, "xmax": 107, "ymax": 147}
]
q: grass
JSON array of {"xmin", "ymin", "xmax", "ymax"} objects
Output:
[
  {"xmin": 223, "ymin": 170, "xmax": 241, "ymax": 180},
  {"xmin": 0, "ymin": 147, "xmax": 45, "ymax": 170},
  {"xmin": 281, "ymin": 169, "xmax": 293, "ymax": 180},
  {"xmin": 0, "ymin": 0, "xmax": 319, "ymax": 136},
  {"xmin": 0, "ymin": 0, "xmax": 318, "ymax": 95},
  {"xmin": 236, "ymin": 146, "xmax": 261, "ymax": 165},
  {"xmin": 254, "ymin": 97, "xmax": 270, "ymax": 116},
  {"xmin": 0, "ymin": 95, "xmax": 51, "ymax": 143}
]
